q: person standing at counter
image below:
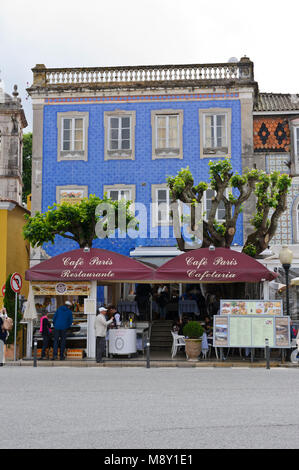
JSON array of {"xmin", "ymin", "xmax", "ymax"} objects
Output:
[
  {"xmin": 94, "ymin": 307, "xmax": 114, "ymax": 363},
  {"xmin": 107, "ymin": 305, "xmax": 121, "ymax": 328},
  {"xmin": 52, "ymin": 300, "xmax": 73, "ymax": 361}
]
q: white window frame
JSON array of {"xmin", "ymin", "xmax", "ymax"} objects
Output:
[
  {"xmin": 104, "ymin": 111, "xmax": 136, "ymax": 160},
  {"xmin": 61, "ymin": 117, "xmax": 85, "ymax": 152},
  {"xmin": 103, "ymin": 184, "xmax": 136, "ymax": 212},
  {"xmin": 57, "ymin": 112, "xmax": 89, "ymax": 162},
  {"xmin": 203, "ymin": 188, "xmax": 227, "ymax": 223},
  {"xmin": 203, "ymin": 113, "xmax": 228, "ymax": 149},
  {"xmin": 199, "ymin": 108, "xmax": 231, "ymax": 159},
  {"xmin": 107, "ymin": 115, "xmax": 132, "ymax": 152},
  {"xmin": 151, "ymin": 184, "xmax": 173, "ymax": 226},
  {"xmin": 107, "ymin": 188, "xmax": 132, "ymax": 202},
  {"xmin": 155, "ymin": 114, "xmax": 180, "ymax": 149},
  {"xmin": 151, "ymin": 109, "xmax": 183, "ymax": 159}
]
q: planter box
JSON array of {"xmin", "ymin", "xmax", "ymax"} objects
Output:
[{"xmin": 185, "ymin": 339, "xmax": 202, "ymax": 361}]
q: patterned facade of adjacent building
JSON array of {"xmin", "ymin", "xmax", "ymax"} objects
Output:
[{"xmin": 252, "ymin": 93, "xmax": 299, "ymax": 246}]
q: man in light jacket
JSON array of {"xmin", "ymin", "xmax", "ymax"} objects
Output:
[{"xmin": 94, "ymin": 307, "xmax": 114, "ymax": 363}]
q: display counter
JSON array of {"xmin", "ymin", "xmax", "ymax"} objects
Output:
[{"xmin": 108, "ymin": 328, "xmax": 137, "ymax": 356}]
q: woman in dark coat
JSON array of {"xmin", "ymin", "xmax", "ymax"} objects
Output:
[{"xmin": 0, "ymin": 316, "xmax": 8, "ymax": 366}]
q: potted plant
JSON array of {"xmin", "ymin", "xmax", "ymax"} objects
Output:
[{"xmin": 183, "ymin": 321, "xmax": 204, "ymax": 361}]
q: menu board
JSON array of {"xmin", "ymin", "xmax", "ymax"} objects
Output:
[
  {"xmin": 213, "ymin": 315, "xmax": 290, "ymax": 348},
  {"xmin": 252, "ymin": 317, "xmax": 274, "ymax": 348},
  {"xmin": 275, "ymin": 317, "xmax": 289, "ymax": 347},
  {"xmin": 220, "ymin": 300, "xmax": 282, "ymax": 316},
  {"xmin": 230, "ymin": 317, "xmax": 251, "ymax": 347},
  {"xmin": 214, "ymin": 316, "xmax": 229, "ymax": 347}
]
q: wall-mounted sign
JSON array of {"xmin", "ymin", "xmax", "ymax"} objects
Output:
[
  {"xmin": 59, "ymin": 189, "xmax": 85, "ymax": 205},
  {"xmin": 220, "ymin": 300, "xmax": 282, "ymax": 316},
  {"xmin": 32, "ymin": 282, "xmax": 90, "ymax": 296},
  {"xmin": 213, "ymin": 315, "xmax": 290, "ymax": 349}
]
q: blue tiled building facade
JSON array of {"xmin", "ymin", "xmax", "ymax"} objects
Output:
[{"xmin": 28, "ymin": 59, "xmax": 257, "ymax": 260}]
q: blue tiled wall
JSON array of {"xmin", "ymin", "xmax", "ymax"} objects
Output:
[{"xmin": 42, "ymin": 98, "xmax": 243, "ymax": 257}]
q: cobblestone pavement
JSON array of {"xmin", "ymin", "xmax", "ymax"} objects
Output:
[{"xmin": 0, "ymin": 367, "xmax": 299, "ymax": 449}]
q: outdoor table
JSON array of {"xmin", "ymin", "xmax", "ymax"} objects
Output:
[
  {"xmin": 178, "ymin": 300, "xmax": 200, "ymax": 319},
  {"xmin": 117, "ymin": 301, "xmax": 140, "ymax": 316}
]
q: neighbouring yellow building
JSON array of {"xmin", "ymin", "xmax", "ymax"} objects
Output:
[
  {"xmin": 0, "ymin": 200, "xmax": 30, "ymax": 307},
  {"xmin": 0, "ymin": 77, "xmax": 29, "ymax": 307}
]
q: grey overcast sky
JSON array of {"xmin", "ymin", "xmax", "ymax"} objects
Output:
[{"xmin": 1, "ymin": 0, "xmax": 298, "ymax": 131}]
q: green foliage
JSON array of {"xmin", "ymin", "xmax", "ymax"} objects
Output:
[
  {"xmin": 22, "ymin": 133, "xmax": 32, "ymax": 203},
  {"xmin": 183, "ymin": 321, "xmax": 204, "ymax": 339},
  {"xmin": 243, "ymin": 243, "xmax": 257, "ymax": 257},
  {"xmin": 3, "ymin": 274, "xmax": 22, "ymax": 345},
  {"xmin": 166, "ymin": 158, "xmax": 292, "ymax": 257},
  {"xmin": 23, "ymin": 194, "xmax": 138, "ymax": 248}
]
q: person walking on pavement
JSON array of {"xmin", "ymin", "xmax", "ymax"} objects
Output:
[
  {"xmin": 52, "ymin": 300, "xmax": 73, "ymax": 360},
  {"xmin": 0, "ymin": 309, "xmax": 9, "ymax": 366},
  {"xmin": 39, "ymin": 313, "xmax": 52, "ymax": 360},
  {"xmin": 94, "ymin": 307, "xmax": 114, "ymax": 363}
]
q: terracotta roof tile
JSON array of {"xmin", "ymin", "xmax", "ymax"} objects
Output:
[{"xmin": 254, "ymin": 93, "xmax": 299, "ymax": 112}]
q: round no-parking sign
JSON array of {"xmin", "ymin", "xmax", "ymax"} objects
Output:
[{"xmin": 10, "ymin": 272, "xmax": 22, "ymax": 293}]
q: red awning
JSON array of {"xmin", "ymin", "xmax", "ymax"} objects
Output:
[
  {"xmin": 155, "ymin": 247, "xmax": 277, "ymax": 283},
  {"xmin": 26, "ymin": 248, "xmax": 155, "ymax": 282}
]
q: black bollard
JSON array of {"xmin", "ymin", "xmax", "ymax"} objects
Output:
[
  {"xmin": 265, "ymin": 338, "xmax": 270, "ymax": 370},
  {"xmin": 33, "ymin": 340, "xmax": 38, "ymax": 367},
  {"xmin": 146, "ymin": 338, "xmax": 150, "ymax": 369}
]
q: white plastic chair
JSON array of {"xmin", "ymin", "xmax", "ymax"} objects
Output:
[{"xmin": 171, "ymin": 332, "xmax": 186, "ymax": 358}]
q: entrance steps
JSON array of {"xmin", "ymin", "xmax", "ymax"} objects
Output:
[{"xmin": 150, "ymin": 320, "xmax": 173, "ymax": 351}]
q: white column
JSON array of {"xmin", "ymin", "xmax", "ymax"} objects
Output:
[
  {"xmin": 87, "ymin": 281, "xmax": 97, "ymax": 359},
  {"xmin": 263, "ymin": 281, "xmax": 270, "ymax": 300},
  {"xmin": 26, "ymin": 320, "xmax": 33, "ymax": 359}
]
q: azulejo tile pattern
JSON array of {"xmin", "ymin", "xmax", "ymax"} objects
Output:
[
  {"xmin": 44, "ymin": 92, "xmax": 239, "ymax": 104},
  {"xmin": 266, "ymin": 154, "xmax": 297, "ymax": 245},
  {"xmin": 41, "ymin": 96, "xmax": 243, "ymax": 258},
  {"xmin": 254, "ymin": 117, "xmax": 290, "ymax": 152}
]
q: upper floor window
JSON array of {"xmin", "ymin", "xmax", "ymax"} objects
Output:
[
  {"xmin": 108, "ymin": 116, "xmax": 131, "ymax": 151},
  {"xmin": 57, "ymin": 112, "xmax": 89, "ymax": 161},
  {"xmin": 204, "ymin": 114, "xmax": 227, "ymax": 150},
  {"xmin": 199, "ymin": 108, "xmax": 231, "ymax": 158},
  {"xmin": 107, "ymin": 188, "xmax": 132, "ymax": 202},
  {"xmin": 104, "ymin": 111, "xmax": 136, "ymax": 160},
  {"xmin": 204, "ymin": 189, "xmax": 226, "ymax": 222},
  {"xmin": 62, "ymin": 118, "xmax": 84, "ymax": 151},
  {"xmin": 151, "ymin": 184, "xmax": 173, "ymax": 226},
  {"xmin": 151, "ymin": 109, "xmax": 183, "ymax": 159},
  {"xmin": 103, "ymin": 184, "xmax": 136, "ymax": 214}
]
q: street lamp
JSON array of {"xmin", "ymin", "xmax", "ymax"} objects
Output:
[{"xmin": 279, "ymin": 245, "xmax": 293, "ymax": 316}]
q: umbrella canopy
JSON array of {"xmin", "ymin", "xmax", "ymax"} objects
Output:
[
  {"xmin": 291, "ymin": 277, "xmax": 299, "ymax": 286},
  {"xmin": 26, "ymin": 248, "xmax": 155, "ymax": 282},
  {"xmin": 23, "ymin": 284, "xmax": 38, "ymax": 320},
  {"xmin": 155, "ymin": 247, "xmax": 278, "ymax": 283}
]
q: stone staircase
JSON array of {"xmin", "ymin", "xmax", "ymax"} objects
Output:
[{"xmin": 150, "ymin": 320, "xmax": 173, "ymax": 351}]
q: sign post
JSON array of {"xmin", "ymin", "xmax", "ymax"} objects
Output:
[{"xmin": 10, "ymin": 273, "xmax": 22, "ymax": 362}]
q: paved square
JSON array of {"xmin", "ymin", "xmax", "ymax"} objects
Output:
[{"xmin": 1, "ymin": 367, "xmax": 299, "ymax": 449}]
